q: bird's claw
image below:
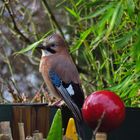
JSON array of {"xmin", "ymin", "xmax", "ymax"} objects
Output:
[{"xmin": 48, "ymin": 99, "xmax": 65, "ymax": 107}]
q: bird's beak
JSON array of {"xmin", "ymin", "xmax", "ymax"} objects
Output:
[{"xmin": 36, "ymin": 44, "xmax": 46, "ymax": 50}]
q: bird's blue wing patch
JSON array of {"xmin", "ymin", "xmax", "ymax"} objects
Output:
[
  {"xmin": 49, "ymin": 70, "xmax": 61, "ymax": 87},
  {"xmin": 49, "ymin": 71, "xmax": 82, "ymax": 122}
]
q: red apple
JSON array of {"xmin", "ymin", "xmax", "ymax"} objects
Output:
[{"xmin": 82, "ymin": 90, "xmax": 125, "ymax": 132}]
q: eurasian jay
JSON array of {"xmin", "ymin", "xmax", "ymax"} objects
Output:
[{"xmin": 38, "ymin": 33, "xmax": 85, "ymax": 139}]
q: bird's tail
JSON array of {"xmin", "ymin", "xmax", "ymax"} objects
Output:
[
  {"xmin": 49, "ymin": 71, "xmax": 85, "ymax": 139},
  {"xmin": 58, "ymin": 85, "xmax": 85, "ymax": 139},
  {"xmin": 74, "ymin": 119, "xmax": 86, "ymax": 140}
]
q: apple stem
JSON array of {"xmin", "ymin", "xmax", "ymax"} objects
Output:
[{"xmin": 95, "ymin": 132, "xmax": 107, "ymax": 140}]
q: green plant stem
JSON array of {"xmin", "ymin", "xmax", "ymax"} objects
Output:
[
  {"xmin": 2, "ymin": 47, "xmax": 15, "ymax": 85},
  {"xmin": 41, "ymin": 0, "xmax": 65, "ymax": 39}
]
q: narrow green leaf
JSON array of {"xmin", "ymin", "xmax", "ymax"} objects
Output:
[
  {"xmin": 107, "ymin": 75, "xmax": 133, "ymax": 97},
  {"xmin": 114, "ymin": 4, "xmax": 123, "ymax": 28},
  {"xmin": 65, "ymin": 7, "xmax": 80, "ymax": 19},
  {"xmin": 76, "ymin": 0, "xmax": 83, "ymax": 6},
  {"xmin": 126, "ymin": 0, "xmax": 135, "ymax": 17},
  {"xmin": 70, "ymin": 26, "xmax": 94, "ymax": 52},
  {"xmin": 16, "ymin": 39, "xmax": 43, "ymax": 54},
  {"xmin": 115, "ymin": 31, "xmax": 136, "ymax": 48},
  {"xmin": 128, "ymin": 84, "xmax": 139, "ymax": 98},
  {"xmin": 15, "ymin": 30, "xmax": 53, "ymax": 54},
  {"xmin": 96, "ymin": 9, "xmax": 113, "ymax": 35},
  {"xmin": 46, "ymin": 109, "xmax": 62, "ymax": 140},
  {"xmin": 82, "ymin": 3, "xmax": 113, "ymax": 20},
  {"xmin": 133, "ymin": 38, "xmax": 140, "ymax": 72},
  {"xmin": 105, "ymin": 2, "xmax": 121, "ymax": 38},
  {"xmin": 56, "ymin": 0, "xmax": 67, "ymax": 7}
]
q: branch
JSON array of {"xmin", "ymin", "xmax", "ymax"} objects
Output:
[
  {"xmin": 92, "ymin": 111, "xmax": 105, "ymax": 140},
  {"xmin": 2, "ymin": 0, "xmax": 32, "ymax": 44},
  {"xmin": 41, "ymin": 0, "xmax": 65, "ymax": 39}
]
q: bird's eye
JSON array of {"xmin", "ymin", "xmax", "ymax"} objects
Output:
[{"xmin": 51, "ymin": 44, "xmax": 55, "ymax": 47}]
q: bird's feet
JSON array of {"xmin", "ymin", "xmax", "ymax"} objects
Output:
[
  {"xmin": 49, "ymin": 99, "xmax": 65, "ymax": 107},
  {"xmin": 45, "ymin": 92, "xmax": 64, "ymax": 107}
]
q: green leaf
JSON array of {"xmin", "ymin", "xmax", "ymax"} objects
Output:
[
  {"xmin": 133, "ymin": 37, "xmax": 140, "ymax": 72},
  {"xmin": 16, "ymin": 39, "xmax": 43, "ymax": 54},
  {"xmin": 70, "ymin": 26, "xmax": 94, "ymax": 52},
  {"xmin": 107, "ymin": 75, "xmax": 133, "ymax": 97},
  {"xmin": 65, "ymin": 7, "xmax": 80, "ymax": 19},
  {"xmin": 114, "ymin": 4, "xmax": 124, "ymax": 27},
  {"xmin": 56, "ymin": 0, "xmax": 67, "ymax": 7},
  {"xmin": 126, "ymin": 0, "xmax": 135, "ymax": 17},
  {"xmin": 96, "ymin": 9, "xmax": 113, "ymax": 35},
  {"xmin": 115, "ymin": 31, "xmax": 136, "ymax": 48},
  {"xmin": 15, "ymin": 30, "xmax": 53, "ymax": 54},
  {"xmin": 46, "ymin": 109, "xmax": 62, "ymax": 140},
  {"xmin": 76, "ymin": 0, "xmax": 83, "ymax": 6},
  {"xmin": 82, "ymin": 3, "xmax": 113, "ymax": 20},
  {"xmin": 105, "ymin": 2, "xmax": 121, "ymax": 38}
]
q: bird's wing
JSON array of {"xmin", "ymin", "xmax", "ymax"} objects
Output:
[
  {"xmin": 52, "ymin": 55, "xmax": 80, "ymax": 83},
  {"xmin": 49, "ymin": 70, "xmax": 82, "ymax": 122},
  {"xmin": 51, "ymin": 55, "xmax": 85, "ymax": 108}
]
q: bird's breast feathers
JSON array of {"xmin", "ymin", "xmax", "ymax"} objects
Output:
[
  {"xmin": 39, "ymin": 54, "xmax": 84, "ymax": 107},
  {"xmin": 39, "ymin": 54, "xmax": 80, "ymax": 84}
]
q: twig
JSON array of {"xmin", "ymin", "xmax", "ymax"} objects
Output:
[
  {"xmin": 92, "ymin": 111, "xmax": 105, "ymax": 140},
  {"xmin": 10, "ymin": 78, "xmax": 20, "ymax": 95},
  {"xmin": 7, "ymin": 82, "xmax": 23, "ymax": 102},
  {"xmin": 30, "ymin": 82, "xmax": 45, "ymax": 103},
  {"xmin": 2, "ymin": 0, "xmax": 31, "ymax": 44},
  {"xmin": 41, "ymin": 0, "xmax": 65, "ymax": 39},
  {"xmin": 37, "ymin": 82, "xmax": 45, "ymax": 94},
  {"xmin": 1, "ymin": 45, "xmax": 20, "ymax": 97}
]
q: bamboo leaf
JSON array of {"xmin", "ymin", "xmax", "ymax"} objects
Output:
[
  {"xmin": 96, "ymin": 9, "xmax": 113, "ymax": 35},
  {"xmin": 105, "ymin": 2, "xmax": 121, "ymax": 38},
  {"xmin": 82, "ymin": 3, "xmax": 114, "ymax": 20},
  {"xmin": 114, "ymin": 4, "xmax": 123, "ymax": 28},
  {"xmin": 76, "ymin": 0, "xmax": 83, "ymax": 6},
  {"xmin": 126, "ymin": 0, "xmax": 135, "ymax": 17},
  {"xmin": 16, "ymin": 39, "xmax": 43, "ymax": 54},
  {"xmin": 133, "ymin": 37, "xmax": 140, "ymax": 72},
  {"xmin": 65, "ymin": 7, "xmax": 80, "ymax": 19},
  {"xmin": 107, "ymin": 75, "xmax": 133, "ymax": 97},
  {"xmin": 115, "ymin": 31, "xmax": 136, "ymax": 48},
  {"xmin": 15, "ymin": 30, "xmax": 53, "ymax": 54},
  {"xmin": 70, "ymin": 26, "xmax": 94, "ymax": 52}
]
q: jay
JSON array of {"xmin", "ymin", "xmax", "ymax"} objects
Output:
[{"xmin": 38, "ymin": 33, "xmax": 85, "ymax": 139}]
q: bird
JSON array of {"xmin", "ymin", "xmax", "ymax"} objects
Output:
[{"xmin": 37, "ymin": 33, "xmax": 85, "ymax": 139}]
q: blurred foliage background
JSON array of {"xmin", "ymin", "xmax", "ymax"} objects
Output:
[{"xmin": 0, "ymin": 0, "xmax": 140, "ymax": 106}]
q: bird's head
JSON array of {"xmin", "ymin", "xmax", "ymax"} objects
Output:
[{"xmin": 37, "ymin": 33, "xmax": 67, "ymax": 56}]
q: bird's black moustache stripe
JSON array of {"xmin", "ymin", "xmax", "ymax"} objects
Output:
[{"xmin": 46, "ymin": 47, "xmax": 56, "ymax": 54}]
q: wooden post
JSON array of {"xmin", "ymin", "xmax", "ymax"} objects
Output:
[
  {"xmin": 18, "ymin": 123, "xmax": 25, "ymax": 140},
  {"xmin": 95, "ymin": 132, "xmax": 107, "ymax": 140},
  {"xmin": 12, "ymin": 105, "xmax": 49, "ymax": 139},
  {"xmin": 0, "ymin": 121, "xmax": 13, "ymax": 140}
]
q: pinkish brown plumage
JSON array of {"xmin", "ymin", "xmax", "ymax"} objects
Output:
[
  {"xmin": 38, "ymin": 33, "xmax": 85, "ymax": 139},
  {"xmin": 39, "ymin": 33, "xmax": 84, "ymax": 106}
]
